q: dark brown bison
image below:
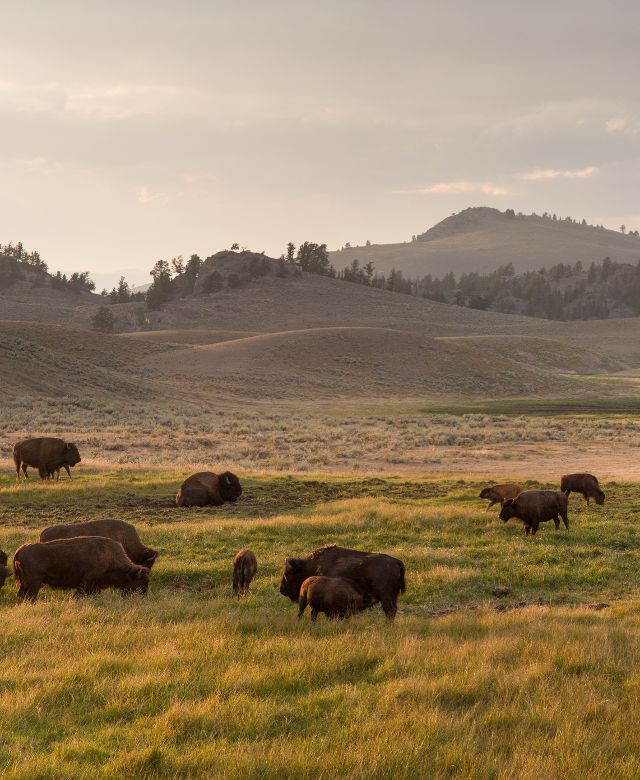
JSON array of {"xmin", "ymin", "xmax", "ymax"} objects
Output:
[
  {"xmin": 13, "ymin": 537, "xmax": 150, "ymax": 603},
  {"xmin": 40, "ymin": 518, "xmax": 158, "ymax": 569},
  {"xmin": 0, "ymin": 551, "xmax": 11, "ymax": 589},
  {"xmin": 279, "ymin": 544, "xmax": 405, "ymax": 619},
  {"xmin": 176, "ymin": 471, "xmax": 242, "ymax": 507},
  {"xmin": 499, "ymin": 490, "xmax": 569, "ymax": 536},
  {"xmin": 561, "ymin": 473, "xmax": 605, "ymax": 506},
  {"xmin": 479, "ymin": 483, "xmax": 524, "ymax": 511},
  {"xmin": 232, "ymin": 549, "xmax": 257, "ymax": 596},
  {"xmin": 13, "ymin": 437, "xmax": 81, "ymax": 480},
  {"xmin": 298, "ymin": 575, "xmax": 369, "ymax": 621}
]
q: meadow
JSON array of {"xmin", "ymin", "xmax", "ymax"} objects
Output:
[{"xmin": 2, "ymin": 470, "xmax": 640, "ymax": 777}]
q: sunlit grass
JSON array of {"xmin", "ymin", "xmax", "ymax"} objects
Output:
[{"xmin": 1, "ymin": 470, "xmax": 640, "ymax": 777}]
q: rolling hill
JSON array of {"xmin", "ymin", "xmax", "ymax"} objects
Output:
[{"xmin": 331, "ymin": 207, "xmax": 640, "ymax": 278}]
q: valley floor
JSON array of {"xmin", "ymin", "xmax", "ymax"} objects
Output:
[{"xmin": 1, "ymin": 471, "xmax": 640, "ymax": 778}]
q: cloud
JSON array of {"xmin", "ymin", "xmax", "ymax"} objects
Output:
[
  {"xmin": 403, "ymin": 180, "xmax": 510, "ymax": 196},
  {"xmin": 519, "ymin": 166, "xmax": 599, "ymax": 181},
  {"xmin": 137, "ymin": 186, "xmax": 168, "ymax": 204}
]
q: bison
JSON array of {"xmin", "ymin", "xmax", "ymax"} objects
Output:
[
  {"xmin": 176, "ymin": 471, "xmax": 242, "ymax": 507},
  {"xmin": 40, "ymin": 518, "xmax": 158, "ymax": 569},
  {"xmin": 479, "ymin": 483, "xmax": 524, "ymax": 511},
  {"xmin": 232, "ymin": 549, "xmax": 258, "ymax": 596},
  {"xmin": 0, "ymin": 551, "xmax": 11, "ymax": 589},
  {"xmin": 279, "ymin": 544, "xmax": 405, "ymax": 619},
  {"xmin": 13, "ymin": 437, "xmax": 81, "ymax": 480},
  {"xmin": 298, "ymin": 575, "xmax": 369, "ymax": 621},
  {"xmin": 13, "ymin": 537, "xmax": 150, "ymax": 603},
  {"xmin": 499, "ymin": 490, "xmax": 569, "ymax": 536},
  {"xmin": 561, "ymin": 473, "xmax": 605, "ymax": 506}
]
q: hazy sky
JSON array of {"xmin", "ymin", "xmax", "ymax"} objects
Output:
[{"xmin": 1, "ymin": 1, "xmax": 639, "ymax": 284}]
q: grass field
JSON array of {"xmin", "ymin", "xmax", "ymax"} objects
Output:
[{"xmin": 2, "ymin": 470, "xmax": 640, "ymax": 778}]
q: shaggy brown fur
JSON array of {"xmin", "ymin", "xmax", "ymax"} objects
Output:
[
  {"xmin": 13, "ymin": 437, "xmax": 81, "ymax": 480},
  {"xmin": 13, "ymin": 537, "xmax": 149, "ymax": 603},
  {"xmin": 479, "ymin": 483, "xmax": 524, "ymax": 511},
  {"xmin": 232, "ymin": 549, "xmax": 258, "ymax": 596},
  {"xmin": 40, "ymin": 518, "xmax": 158, "ymax": 568},
  {"xmin": 561, "ymin": 473, "xmax": 605, "ymax": 506},
  {"xmin": 176, "ymin": 471, "xmax": 242, "ymax": 507},
  {"xmin": 280, "ymin": 545, "xmax": 404, "ymax": 619},
  {"xmin": 298, "ymin": 576, "xmax": 369, "ymax": 620},
  {"xmin": 499, "ymin": 490, "xmax": 569, "ymax": 536}
]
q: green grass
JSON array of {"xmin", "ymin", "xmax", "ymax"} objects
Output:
[
  {"xmin": 418, "ymin": 396, "xmax": 640, "ymax": 416},
  {"xmin": 2, "ymin": 470, "xmax": 640, "ymax": 777}
]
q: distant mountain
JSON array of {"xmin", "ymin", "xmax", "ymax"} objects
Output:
[{"xmin": 331, "ymin": 207, "xmax": 640, "ymax": 278}]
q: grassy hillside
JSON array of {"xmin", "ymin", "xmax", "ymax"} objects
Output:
[
  {"xmin": 331, "ymin": 207, "xmax": 640, "ymax": 278},
  {"xmin": 1, "ymin": 471, "xmax": 640, "ymax": 778}
]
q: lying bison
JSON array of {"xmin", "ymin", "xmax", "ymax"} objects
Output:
[
  {"xmin": 479, "ymin": 483, "xmax": 524, "ymax": 511},
  {"xmin": 279, "ymin": 544, "xmax": 405, "ymax": 619},
  {"xmin": 561, "ymin": 473, "xmax": 605, "ymax": 506},
  {"xmin": 40, "ymin": 518, "xmax": 158, "ymax": 569},
  {"xmin": 233, "ymin": 549, "xmax": 258, "ymax": 597},
  {"xmin": 499, "ymin": 490, "xmax": 569, "ymax": 536},
  {"xmin": 13, "ymin": 537, "xmax": 150, "ymax": 602},
  {"xmin": 176, "ymin": 471, "xmax": 242, "ymax": 507},
  {"xmin": 0, "ymin": 551, "xmax": 11, "ymax": 589},
  {"xmin": 13, "ymin": 437, "xmax": 81, "ymax": 480},
  {"xmin": 298, "ymin": 575, "xmax": 369, "ymax": 621}
]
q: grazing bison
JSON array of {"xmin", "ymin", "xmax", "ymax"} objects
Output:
[
  {"xmin": 0, "ymin": 551, "xmax": 11, "ymax": 589},
  {"xmin": 232, "ymin": 549, "xmax": 258, "ymax": 596},
  {"xmin": 13, "ymin": 437, "xmax": 81, "ymax": 480},
  {"xmin": 13, "ymin": 537, "xmax": 149, "ymax": 602},
  {"xmin": 279, "ymin": 544, "xmax": 405, "ymax": 619},
  {"xmin": 499, "ymin": 490, "xmax": 569, "ymax": 536},
  {"xmin": 176, "ymin": 471, "xmax": 242, "ymax": 507},
  {"xmin": 40, "ymin": 518, "xmax": 158, "ymax": 569},
  {"xmin": 298, "ymin": 575, "xmax": 369, "ymax": 621},
  {"xmin": 561, "ymin": 473, "xmax": 605, "ymax": 506},
  {"xmin": 479, "ymin": 483, "xmax": 524, "ymax": 511}
]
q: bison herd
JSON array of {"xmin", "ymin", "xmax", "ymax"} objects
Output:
[{"xmin": 4, "ymin": 437, "xmax": 607, "ymax": 620}]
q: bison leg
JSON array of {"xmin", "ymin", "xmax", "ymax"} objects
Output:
[
  {"xmin": 297, "ymin": 592, "xmax": 308, "ymax": 618},
  {"xmin": 18, "ymin": 583, "xmax": 41, "ymax": 603},
  {"xmin": 554, "ymin": 516, "xmax": 560, "ymax": 530},
  {"xmin": 530, "ymin": 521, "xmax": 540, "ymax": 536},
  {"xmin": 310, "ymin": 608, "xmax": 319, "ymax": 622},
  {"xmin": 585, "ymin": 494, "xmax": 590, "ymax": 506},
  {"xmin": 380, "ymin": 593, "xmax": 398, "ymax": 620},
  {"xmin": 485, "ymin": 500, "xmax": 497, "ymax": 512},
  {"xmin": 524, "ymin": 525, "xmax": 531, "ymax": 536},
  {"xmin": 561, "ymin": 511, "xmax": 569, "ymax": 530},
  {"xmin": 21, "ymin": 463, "xmax": 29, "ymax": 479}
]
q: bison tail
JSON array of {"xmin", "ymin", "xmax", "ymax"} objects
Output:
[{"xmin": 398, "ymin": 561, "xmax": 406, "ymax": 594}]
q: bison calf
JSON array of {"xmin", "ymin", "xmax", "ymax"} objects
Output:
[
  {"xmin": 499, "ymin": 490, "xmax": 569, "ymax": 536},
  {"xmin": 176, "ymin": 471, "xmax": 242, "ymax": 508},
  {"xmin": 13, "ymin": 437, "xmax": 81, "ymax": 480},
  {"xmin": 40, "ymin": 518, "xmax": 158, "ymax": 569},
  {"xmin": 0, "ymin": 551, "xmax": 11, "ymax": 589},
  {"xmin": 233, "ymin": 549, "xmax": 257, "ymax": 596},
  {"xmin": 298, "ymin": 576, "xmax": 369, "ymax": 620},
  {"xmin": 13, "ymin": 537, "xmax": 150, "ymax": 603},
  {"xmin": 479, "ymin": 483, "xmax": 524, "ymax": 511},
  {"xmin": 561, "ymin": 473, "xmax": 605, "ymax": 506}
]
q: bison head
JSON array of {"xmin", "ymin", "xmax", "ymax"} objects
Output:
[
  {"xmin": 142, "ymin": 549, "xmax": 159, "ymax": 568},
  {"xmin": 479, "ymin": 487, "xmax": 493, "ymax": 499},
  {"xmin": 499, "ymin": 499, "xmax": 517, "ymax": 522},
  {"xmin": 220, "ymin": 471, "xmax": 242, "ymax": 502},
  {"xmin": 279, "ymin": 558, "xmax": 307, "ymax": 602},
  {"xmin": 595, "ymin": 489, "xmax": 605, "ymax": 506},
  {"xmin": 64, "ymin": 442, "xmax": 81, "ymax": 467},
  {"xmin": 123, "ymin": 566, "xmax": 150, "ymax": 596}
]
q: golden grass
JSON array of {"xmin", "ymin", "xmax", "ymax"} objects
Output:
[{"xmin": 0, "ymin": 471, "xmax": 639, "ymax": 776}]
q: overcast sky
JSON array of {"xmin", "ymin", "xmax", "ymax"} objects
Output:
[{"xmin": 1, "ymin": 1, "xmax": 638, "ymax": 284}]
